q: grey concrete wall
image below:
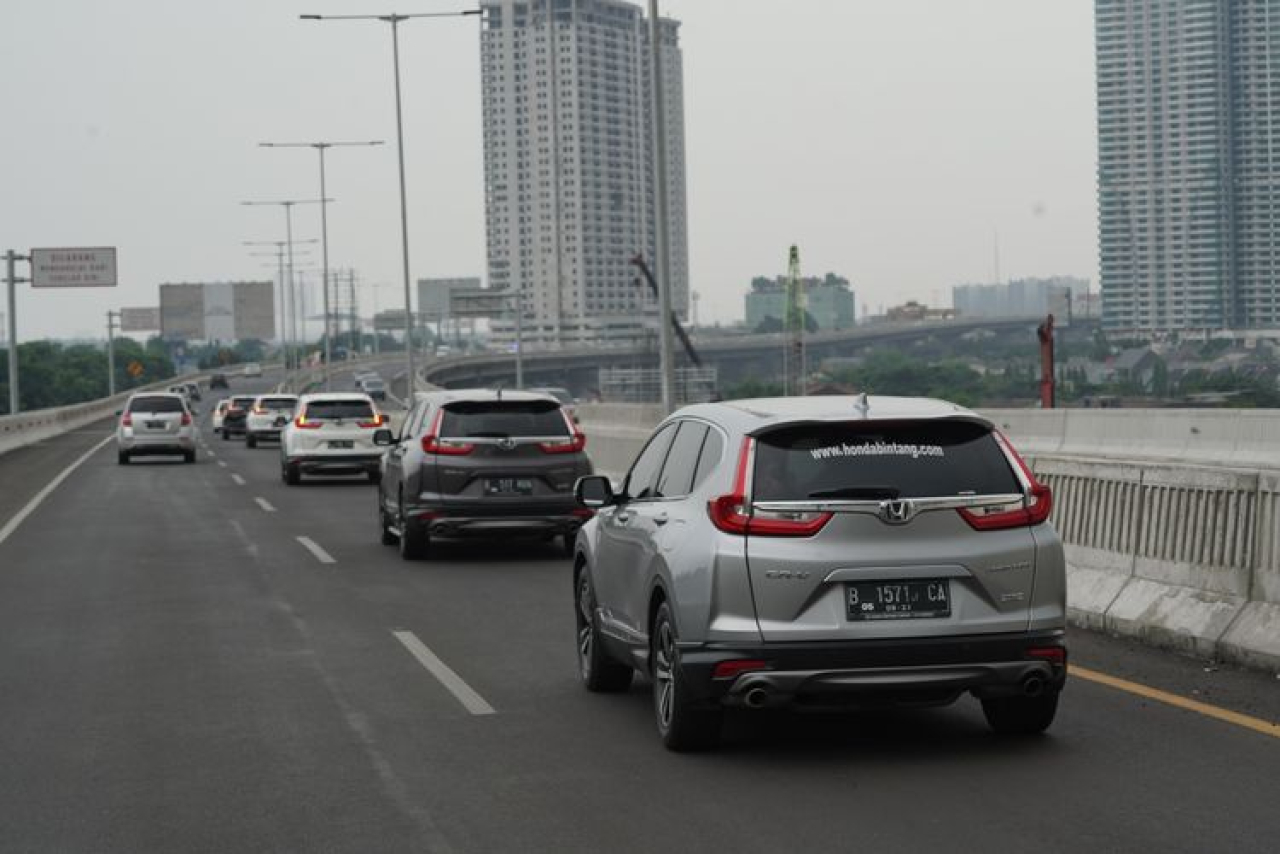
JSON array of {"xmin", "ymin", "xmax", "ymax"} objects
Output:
[{"xmin": 578, "ymin": 404, "xmax": 1280, "ymax": 672}]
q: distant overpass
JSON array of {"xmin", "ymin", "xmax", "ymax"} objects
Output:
[{"xmin": 421, "ymin": 316, "xmax": 1047, "ymax": 390}]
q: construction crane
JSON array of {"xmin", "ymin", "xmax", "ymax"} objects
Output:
[{"xmin": 783, "ymin": 245, "xmax": 806, "ymax": 396}]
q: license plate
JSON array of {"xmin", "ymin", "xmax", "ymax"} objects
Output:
[
  {"xmin": 146, "ymin": 421, "xmax": 165, "ymax": 429},
  {"xmin": 485, "ymin": 478, "xmax": 534, "ymax": 495},
  {"xmin": 847, "ymin": 579, "xmax": 950, "ymax": 621},
  {"xmin": 328, "ymin": 440, "xmax": 354, "ymax": 449}
]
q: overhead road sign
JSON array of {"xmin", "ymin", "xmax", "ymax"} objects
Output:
[
  {"xmin": 30, "ymin": 247, "xmax": 117, "ymax": 288},
  {"xmin": 120, "ymin": 307, "xmax": 160, "ymax": 332}
]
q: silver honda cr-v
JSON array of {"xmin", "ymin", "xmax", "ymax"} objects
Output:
[{"xmin": 572, "ymin": 395, "xmax": 1066, "ymax": 751}]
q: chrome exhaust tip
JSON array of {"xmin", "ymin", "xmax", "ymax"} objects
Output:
[{"xmin": 744, "ymin": 687, "xmax": 770, "ymax": 709}]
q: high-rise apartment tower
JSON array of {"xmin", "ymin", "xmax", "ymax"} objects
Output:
[
  {"xmin": 1096, "ymin": 0, "xmax": 1280, "ymax": 334},
  {"xmin": 480, "ymin": 0, "xmax": 689, "ymax": 347}
]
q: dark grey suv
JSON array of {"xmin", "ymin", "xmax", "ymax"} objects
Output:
[
  {"xmin": 377, "ymin": 390, "xmax": 593, "ymax": 559},
  {"xmin": 572, "ymin": 395, "xmax": 1066, "ymax": 751}
]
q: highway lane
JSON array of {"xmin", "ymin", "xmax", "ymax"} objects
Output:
[{"xmin": 1, "ymin": 393, "xmax": 1280, "ymax": 852}]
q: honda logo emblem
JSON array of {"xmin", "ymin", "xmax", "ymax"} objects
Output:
[
  {"xmin": 878, "ymin": 499, "xmax": 915, "ymax": 525},
  {"xmin": 497, "ymin": 438, "xmax": 518, "ymax": 451}
]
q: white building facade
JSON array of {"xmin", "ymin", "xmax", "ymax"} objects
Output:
[{"xmin": 480, "ymin": 0, "xmax": 689, "ymax": 348}]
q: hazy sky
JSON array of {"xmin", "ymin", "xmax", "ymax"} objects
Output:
[{"xmin": 1, "ymin": 0, "xmax": 1097, "ymax": 341}]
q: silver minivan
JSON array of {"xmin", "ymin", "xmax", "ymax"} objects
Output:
[
  {"xmin": 117, "ymin": 392, "xmax": 198, "ymax": 464},
  {"xmin": 572, "ymin": 396, "xmax": 1066, "ymax": 750}
]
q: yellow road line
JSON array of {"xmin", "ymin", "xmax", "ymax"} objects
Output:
[{"xmin": 1073, "ymin": 665, "xmax": 1280, "ymax": 740}]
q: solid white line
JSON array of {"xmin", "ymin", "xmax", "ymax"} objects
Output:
[
  {"xmin": 0, "ymin": 435, "xmax": 114, "ymax": 548},
  {"xmin": 392, "ymin": 630, "xmax": 496, "ymax": 716},
  {"xmin": 296, "ymin": 536, "xmax": 336, "ymax": 565},
  {"xmin": 231, "ymin": 473, "xmax": 246, "ymax": 486},
  {"xmin": 254, "ymin": 497, "xmax": 276, "ymax": 513}
]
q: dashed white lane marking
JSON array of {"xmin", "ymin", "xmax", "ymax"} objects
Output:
[
  {"xmin": 231, "ymin": 473, "xmax": 246, "ymax": 486},
  {"xmin": 217, "ymin": 460, "xmax": 228, "ymax": 469},
  {"xmin": 296, "ymin": 536, "xmax": 336, "ymax": 565},
  {"xmin": 254, "ymin": 497, "xmax": 276, "ymax": 513},
  {"xmin": 0, "ymin": 435, "xmax": 115, "ymax": 549},
  {"xmin": 392, "ymin": 630, "xmax": 497, "ymax": 716},
  {"xmin": 207, "ymin": 450, "xmax": 217, "ymax": 458}
]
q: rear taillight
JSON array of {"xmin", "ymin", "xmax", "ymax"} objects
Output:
[
  {"xmin": 540, "ymin": 409, "xmax": 587, "ymax": 454},
  {"xmin": 252, "ymin": 405, "xmax": 265, "ymax": 414},
  {"xmin": 421, "ymin": 409, "xmax": 473, "ymax": 455},
  {"xmin": 957, "ymin": 432, "xmax": 1052, "ymax": 531},
  {"xmin": 122, "ymin": 412, "xmax": 133, "ymax": 427},
  {"xmin": 181, "ymin": 412, "xmax": 191, "ymax": 426},
  {"xmin": 358, "ymin": 412, "xmax": 385, "ymax": 429},
  {"xmin": 294, "ymin": 414, "xmax": 321, "ymax": 430},
  {"xmin": 707, "ymin": 437, "xmax": 833, "ymax": 537},
  {"xmin": 1026, "ymin": 646, "xmax": 1067, "ymax": 665},
  {"xmin": 712, "ymin": 659, "xmax": 770, "ymax": 680}
]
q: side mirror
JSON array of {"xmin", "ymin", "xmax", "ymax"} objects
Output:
[
  {"xmin": 575, "ymin": 475, "xmax": 615, "ymax": 508},
  {"xmin": 373, "ymin": 428, "xmax": 395, "ymax": 446}
]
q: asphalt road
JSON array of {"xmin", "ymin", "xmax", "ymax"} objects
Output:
[{"xmin": 1, "ymin": 373, "xmax": 1279, "ymax": 853}]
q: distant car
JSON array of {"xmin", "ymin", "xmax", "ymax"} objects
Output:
[
  {"xmin": 209, "ymin": 373, "xmax": 230, "ymax": 390},
  {"xmin": 279, "ymin": 393, "xmax": 388, "ymax": 486},
  {"xmin": 220, "ymin": 395, "xmax": 258, "ymax": 440},
  {"xmin": 167, "ymin": 384, "xmax": 193, "ymax": 404},
  {"xmin": 184, "ymin": 381, "xmax": 202, "ymax": 402},
  {"xmin": 211, "ymin": 399, "xmax": 230, "ymax": 432},
  {"xmin": 377, "ymin": 389, "xmax": 590, "ymax": 560},
  {"xmin": 116, "ymin": 392, "xmax": 197, "ymax": 464},
  {"xmin": 434, "ymin": 345, "xmax": 452, "ymax": 358},
  {"xmin": 242, "ymin": 363, "xmax": 263, "ymax": 378},
  {"xmin": 245, "ymin": 394, "xmax": 298, "ymax": 448},
  {"xmin": 358, "ymin": 376, "xmax": 387, "ymax": 401},
  {"xmin": 571, "ymin": 395, "xmax": 1066, "ymax": 750},
  {"xmin": 531, "ymin": 386, "xmax": 578, "ymax": 423}
]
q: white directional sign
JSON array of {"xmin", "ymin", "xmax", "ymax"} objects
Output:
[
  {"xmin": 30, "ymin": 247, "xmax": 117, "ymax": 288},
  {"xmin": 120, "ymin": 306, "xmax": 160, "ymax": 332}
]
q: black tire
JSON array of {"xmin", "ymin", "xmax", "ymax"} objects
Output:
[
  {"xmin": 221, "ymin": 428, "xmax": 229, "ymax": 441},
  {"xmin": 575, "ymin": 568, "xmax": 633, "ymax": 693},
  {"xmin": 561, "ymin": 533, "xmax": 577, "ymax": 559},
  {"xmin": 651, "ymin": 601, "xmax": 721, "ymax": 751},
  {"xmin": 283, "ymin": 462, "xmax": 301, "ymax": 486},
  {"xmin": 398, "ymin": 501, "xmax": 430, "ymax": 560},
  {"xmin": 981, "ymin": 691, "xmax": 1060, "ymax": 735},
  {"xmin": 367, "ymin": 469, "xmax": 382, "ymax": 485},
  {"xmin": 117, "ymin": 450, "xmax": 130, "ymax": 465},
  {"xmin": 246, "ymin": 434, "xmax": 257, "ymax": 449},
  {"xmin": 378, "ymin": 498, "xmax": 397, "ymax": 546},
  {"xmin": 183, "ymin": 451, "xmax": 196, "ymax": 464}
]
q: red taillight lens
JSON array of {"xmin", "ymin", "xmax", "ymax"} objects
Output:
[
  {"xmin": 358, "ymin": 412, "xmax": 385, "ymax": 429},
  {"xmin": 420, "ymin": 409, "xmax": 473, "ymax": 455},
  {"xmin": 958, "ymin": 432, "xmax": 1052, "ymax": 531},
  {"xmin": 252, "ymin": 404, "xmax": 265, "ymax": 414},
  {"xmin": 572, "ymin": 508, "xmax": 595, "ymax": 519},
  {"xmin": 540, "ymin": 410, "xmax": 587, "ymax": 453},
  {"xmin": 122, "ymin": 412, "xmax": 133, "ymax": 427},
  {"xmin": 294, "ymin": 415, "xmax": 321, "ymax": 430},
  {"xmin": 181, "ymin": 412, "xmax": 191, "ymax": 426},
  {"xmin": 706, "ymin": 438, "xmax": 831, "ymax": 537},
  {"xmin": 712, "ymin": 659, "xmax": 770, "ymax": 680}
]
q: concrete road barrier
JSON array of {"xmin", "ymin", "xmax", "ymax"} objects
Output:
[{"xmin": 578, "ymin": 403, "xmax": 1280, "ymax": 673}]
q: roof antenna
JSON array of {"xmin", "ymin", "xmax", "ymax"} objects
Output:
[{"xmin": 853, "ymin": 392, "xmax": 870, "ymax": 418}]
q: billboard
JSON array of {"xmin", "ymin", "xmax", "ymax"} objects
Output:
[
  {"xmin": 159, "ymin": 281, "xmax": 275, "ymax": 342},
  {"xmin": 120, "ymin": 307, "xmax": 160, "ymax": 332},
  {"xmin": 30, "ymin": 247, "xmax": 117, "ymax": 288}
]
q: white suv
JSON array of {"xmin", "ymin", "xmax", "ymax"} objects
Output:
[
  {"xmin": 117, "ymin": 392, "xmax": 198, "ymax": 464},
  {"xmin": 280, "ymin": 393, "xmax": 388, "ymax": 485},
  {"xmin": 245, "ymin": 394, "xmax": 298, "ymax": 448}
]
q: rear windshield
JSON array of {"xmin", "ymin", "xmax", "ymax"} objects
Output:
[
  {"xmin": 753, "ymin": 420, "xmax": 1019, "ymax": 500},
  {"xmin": 362, "ymin": 379, "xmax": 386, "ymax": 389},
  {"xmin": 259, "ymin": 398, "xmax": 297, "ymax": 410},
  {"xmin": 440, "ymin": 401, "xmax": 568, "ymax": 438},
  {"xmin": 128, "ymin": 396, "xmax": 185, "ymax": 414},
  {"xmin": 230, "ymin": 397, "xmax": 257, "ymax": 408},
  {"xmin": 305, "ymin": 400, "xmax": 375, "ymax": 420}
]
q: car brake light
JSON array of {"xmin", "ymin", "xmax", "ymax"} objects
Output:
[
  {"xmin": 957, "ymin": 432, "xmax": 1052, "ymax": 531},
  {"xmin": 294, "ymin": 414, "xmax": 322, "ymax": 430},
  {"xmin": 712, "ymin": 659, "xmax": 769, "ymax": 680},
  {"xmin": 122, "ymin": 412, "xmax": 133, "ymax": 427},
  {"xmin": 540, "ymin": 409, "xmax": 587, "ymax": 454},
  {"xmin": 252, "ymin": 404, "xmax": 265, "ymax": 414},
  {"xmin": 1026, "ymin": 646, "xmax": 1067, "ymax": 665},
  {"xmin": 707, "ymin": 437, "xmax": 833, "ymax": 537},
  {"xmin": 181, "ymin": 412, "xmax": 191, "ymax": 426},
  {"xmin": 421, "ymin": 409, "xmax": 473, "ymax": 455},
  {"xmin": 358, "ymin": 412, "xmax": 385, "ymax": 429}
]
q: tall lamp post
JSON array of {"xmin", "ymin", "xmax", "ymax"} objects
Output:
[
  {"xmin": 648, "ymin": 0, "xmax": 676, "ymax": 413},
  {"xmin": 106, "ymin": 310, "xmax": 120, "ymax": 397},
  {"xmin": 300, "ymin": 9, "xmax": 481, "ymax": 396},
  {"xmin": 240, "ymin": 199, "xmax": 326, "ymax": 380},
  {"xmin": 244, "ymin": 239, "xmax": 317, "ymax": 373},
  {"xmin": 259, "ymin": 140, "xmax": 384, "ymax": 389}
]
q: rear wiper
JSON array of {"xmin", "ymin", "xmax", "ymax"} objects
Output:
[
  {"xmin": 467, "ymin": 431, "xmax": 511, "ymax": 438},
  {"xmin": 808, "ymin": 486, "xmax": 900, "ymax": 499}
]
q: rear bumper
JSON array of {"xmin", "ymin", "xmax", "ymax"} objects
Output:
[
  {"xmin": 222, "ymin": 417, "xmax": 248, "ymax": 434},
  {"xmin": 406, "ymin": 499, "xmax": 586, "ymax": 538},
  {"xmin": 679, "ymin": 630, "xmax": 1067, "ymax": 710},
  {"xmin": 120, "ymin": 435, "xmax": 195, "ymax": 454},
  {"xmin": 286, "ymin": 453, "xmax": 382, "ymax": 474}
]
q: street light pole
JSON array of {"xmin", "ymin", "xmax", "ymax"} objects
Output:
[
  {"xmin": 106, "ymin": 310, "xmax": 119, "ymax": 397},
  {"xmin": 648, "ymin": 0, "xmax": 676, "ymax": 413},
  {"xmin": 259, "ymin": 140, "xmax": 383, "ymax": 389},
  {"xmin": 245, "ymin": 239, "xmax": 318, "ymax": 375},
  {"xmin": 300, "ymin": 8, "xmax": 480, "ymax": 397}
]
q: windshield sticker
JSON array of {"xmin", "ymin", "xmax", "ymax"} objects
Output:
[{"xmin": 809, "ymin": 442, "xmax": 945, "ymax": 461}]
